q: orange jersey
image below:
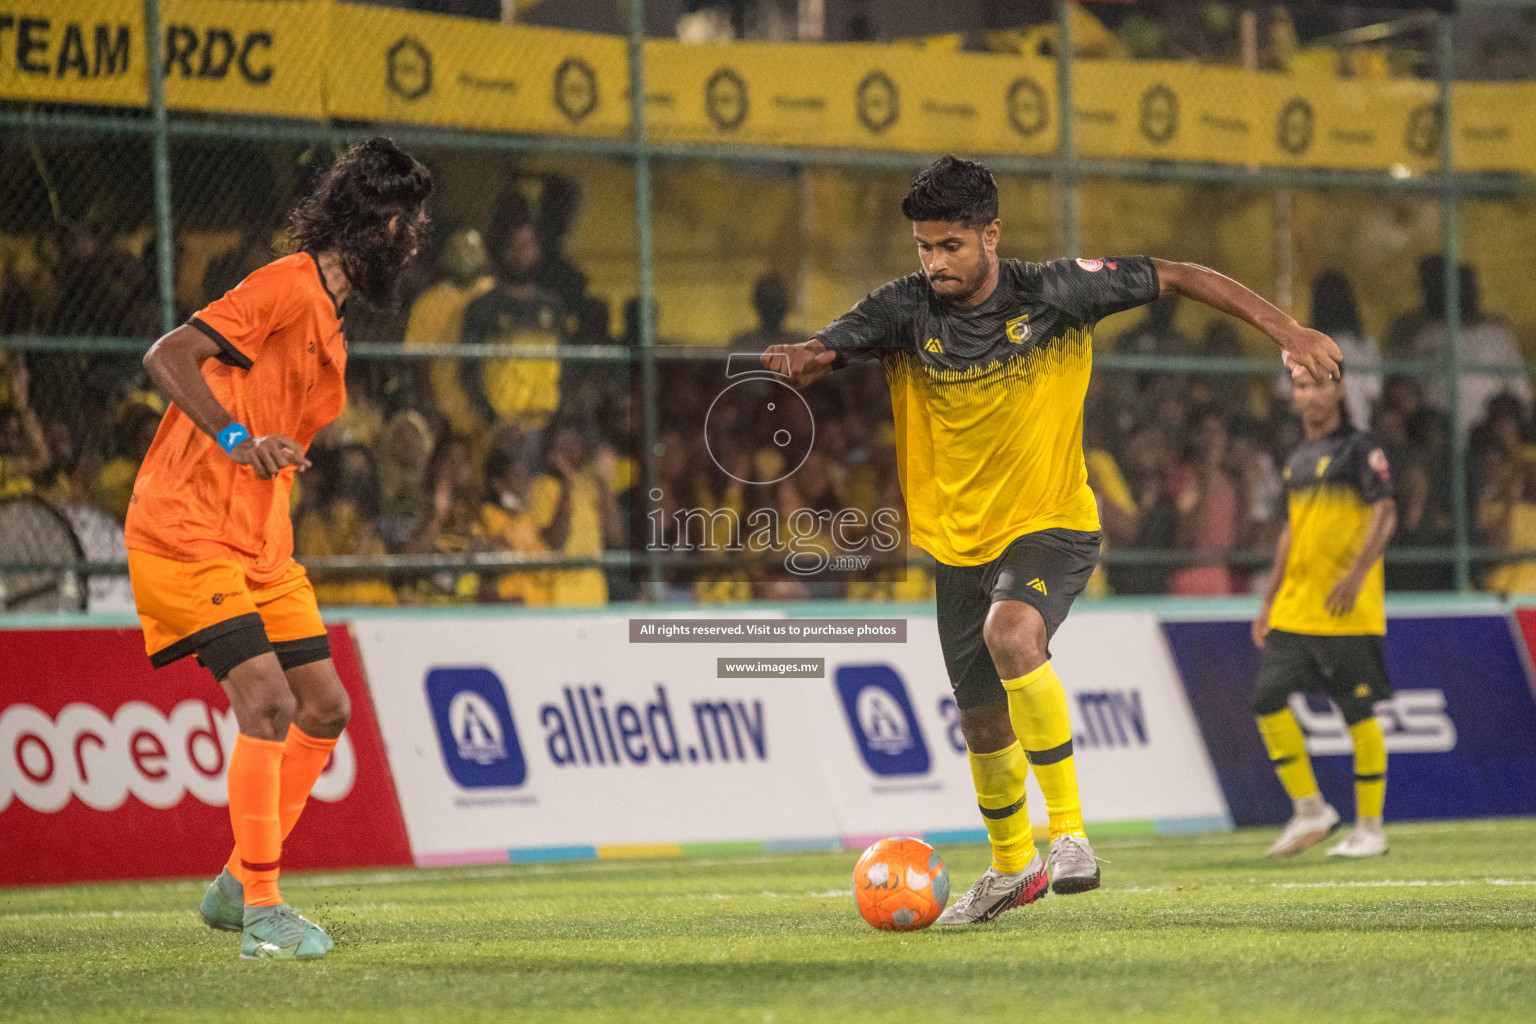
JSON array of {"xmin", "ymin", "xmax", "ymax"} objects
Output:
[{"xmin": 126, "ymin": 252, "xmax": 347, "ymax": 583}]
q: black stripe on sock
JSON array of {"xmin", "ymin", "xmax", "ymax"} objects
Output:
[
  {"xmin": 1271, "ymin": 755, "xmax": 1298, "ymax": 768},
  {"xmin": 1354, "ymin": 772, "xmax": 1386, "ymax": 783},
  {"xmin": 1026, "ymin": 739, "xmax": 1074, "ymax": 766},
  {"xmin": 978, "ymin": 794, "xmax": 1028, "ymax": 820}
]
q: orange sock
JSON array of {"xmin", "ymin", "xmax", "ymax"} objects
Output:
[
  {"xmin": 227, "ymin": 733, "xmax": 285, "ymax": 907},
  {"xmin": 226, "ymin": 725, "xmax": 338, "ymax": 889}
]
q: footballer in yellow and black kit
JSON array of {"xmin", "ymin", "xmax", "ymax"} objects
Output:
[
  {"xmin": 778, "ymin": 154, "xmax": 1345, "ymax": 914},
  {"xmin": 1253, "ymin": 404, "xmax": 1396, "ymax": 859},
  {"xmin": 1257, "ymin": 422, "xmax": 1395, "ymax": 728},
  {"xmin": 817, "ymin": 255, "xmax": 1161, "ymax": 710}
]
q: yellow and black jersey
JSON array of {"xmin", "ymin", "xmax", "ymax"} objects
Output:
[
  {"xmin": 817, "ymin": 257, "xmax": 1160, "ymax": 566},
  {"xmin": 460, "ymin": 285, "xmax": 565, "ymax": 431},
  {"xmin": 1271, "ymin": 423, "xmax": 1394, "ymax": 636}
]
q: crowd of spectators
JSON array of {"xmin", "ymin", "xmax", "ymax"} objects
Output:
[
  {"xmin": 2, "ymin": 172, "xmax": 1536, "ymax": 608},
  {"xmin": 1083, "ymin": 256, "xmax": 1534, "ymax": 598}
]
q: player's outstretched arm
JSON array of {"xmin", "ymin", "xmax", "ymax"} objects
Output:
[
  {"xmin": 1254, "ymin": 524, "xmax": 1291, "ymax": 650},
  {"xmin": 1326, "ymin": 498, "xmax": 1398, "ymax": 616},
  {"xmin": 142, "ymin": 325, "xmax": 311, "ymax": 480},
  {"xmin": 1152, "ymin": 259, "xmax": 1342, "ymax": 383},
  {"xmin": 761, "ymin": 339, "xmax": 838, "ymax": 389}
]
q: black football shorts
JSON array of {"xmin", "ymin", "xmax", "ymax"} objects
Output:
[
  {"xmin": 934, "ymin": 528, "xmax": 1100, "ymax": 710},
  {"xmin": 1254, "ymin": 629, "xmax": 1392, "ymax": 726}
]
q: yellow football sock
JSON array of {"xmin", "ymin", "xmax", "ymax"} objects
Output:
[
  {"xmin": 1256, "ymin": 709, "xmax": 1320, "ymax": 801},
  {"xmin": 1349, "ymin": 717, "xmax": 1387, "ymax": 819},
  {"xmin": 1002, "ymin": 662, "xmax": 1084, "ymax": 840},
  {"xmin": 968, "ymin": 741, "xmax": 1035, "ymax": 873}
]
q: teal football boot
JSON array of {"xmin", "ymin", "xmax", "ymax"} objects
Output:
[
  {"xmin": 198, "ymin": 869, "xmax": 245, "ymax": 933},
  {"xmin": 204, "ymin": 870, "xmax": 334, "ymax": 954},
  {"xmin": 240, "ymin": 904, "xmax": 331, "ymax": 960}
]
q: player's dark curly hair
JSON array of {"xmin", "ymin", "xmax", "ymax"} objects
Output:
[
  {"xmin": 901, "ymin": 155, "xmax": 998, "ymax": 229},
  {"xmin": 288, "ymin": 137, "xmax": 434, "ymax": 307}
]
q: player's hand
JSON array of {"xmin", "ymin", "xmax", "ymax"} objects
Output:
[
  {"xmin": 1280, "ymin": 327, "xmax": 1343, "ymax": 383},
  {"xmin": 762, "ymin": 341, "xmax": 836, "ymax": 389},
  {"xmin": 1325, "ymin": 570, "xmax": 1365, "ymax": 616},
  {"xmin": 230, "ymin": 434, "xmax": 311, "ymax": 480},
  {"xmin": 1252, "ymin": 606, "xmax": 1271, "ymax": 649}
]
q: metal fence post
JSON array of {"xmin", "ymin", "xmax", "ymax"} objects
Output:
[
  {"xmin": 142, "ymin": 0, "xmax": 176, "ymax": 336},
  {"xmin": 1056, "ymin": 0, "xmax": 1080, "ymax": 258},
  {"xmin": 628, "ymin": 0, "xmax": 663, "ymax": 599},
  {"xmin": 1438, "ymin": 13, "xmax": 1468, "ymax": 592}
]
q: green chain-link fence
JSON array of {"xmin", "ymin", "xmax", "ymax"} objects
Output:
[{"xmin": 2, "ymin": 1, "xmax": 1534, "ymax": 610}]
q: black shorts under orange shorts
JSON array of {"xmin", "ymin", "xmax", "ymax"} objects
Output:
[{"xmin": 127, "ymin": 549, "xmax": 329, "ymax": 676}]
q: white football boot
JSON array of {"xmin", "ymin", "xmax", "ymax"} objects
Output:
[
  {"xmin": 1046, "ymin": 834, "xmax": 1102, "ymax": 894},
  {"xmin": 1267, "ymin": 799, "xmax": 1341, "ymax": 857},
  {"xmin": 1326, "ymin": 822, "xmax": 1388, "ymax": 858},
  {"xmin": 933, "ymin": 852, "xmax": 1048, "ymax": 926}
]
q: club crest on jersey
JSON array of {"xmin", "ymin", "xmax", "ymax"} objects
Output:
[
  {"xmin": 924, "ymin": 337, "xmax": 944, "ymax": 354},
  {"xmin": 1075, "ymin": 258, "xmax": 1104, "ymax": 273},
  {"xmin": 1005, "ymin": 314, "xmax": 1031, "ymax": 344}
]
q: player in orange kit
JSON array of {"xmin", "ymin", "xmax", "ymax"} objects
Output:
[{"xmin": 127, "ymin": 138, "xmax": 432, "ymax": 959}]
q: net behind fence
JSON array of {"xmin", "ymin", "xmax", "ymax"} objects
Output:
[{"xmin": 2, "ymin": 1, "xmax": 1535, "ymax": 610}]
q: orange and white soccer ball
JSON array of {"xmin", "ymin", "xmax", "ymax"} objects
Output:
[{"xmin": 852, "ymin": 837, "xmax": 950, "ymax": 931}]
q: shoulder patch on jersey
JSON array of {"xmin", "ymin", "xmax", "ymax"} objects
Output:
[
  {"xmin": 1368, "ymin": 448, "xmax": 1390, "ymax": 481},
  {"xmin": 1075, "ymin": 258, "xmax": 1104, "ymax": 273},
  {"xmin": 1005, "ymin": 314, "xmax": 1031, "ymax": 344}
]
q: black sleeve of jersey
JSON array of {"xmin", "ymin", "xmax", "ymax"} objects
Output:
[
  {"xmin": 1037, "ymin": 256, "xmax": 1161, "ymax": 329},
  {"xmin": 1353, "ymin": 434, "xmax": 1395, "ymax": 504},
  {"xmin": 815, "ymin": 274, "xmax": 922, "ymax": 366}
]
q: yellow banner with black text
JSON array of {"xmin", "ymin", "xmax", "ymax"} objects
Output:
[
  {"xmin": 0, "ymin": 0, "xmax": 323, "ymax": 117},
  {"xmin": 3, "ymin": 1, "xmax": 1534, "ymax": 175}
]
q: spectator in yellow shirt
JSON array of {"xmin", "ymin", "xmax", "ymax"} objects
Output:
[
  {"xmin": 295, "ymin": 444, "xmax": 398, "ymax": 607},
  {"xmin": 0, "ymin": 355, "xmax": 48, "ymax": 499},
  {"xmin": 480, "ymin": 441, "xmax": 554, "ymax": 605},
  {"xmin": 403, "ymin": 227, "xmax": 494, "ymax": 438},
  {"xmin": 527, "ymin": 423, "xmax": 622, "ymax": 606},
  {"xmin": 90, "ymin": 397, "xmax": 161, "ymax": 521},
  {"xmin": 461, "ymin": 191, "xmax": 565, "ymax": 450}
]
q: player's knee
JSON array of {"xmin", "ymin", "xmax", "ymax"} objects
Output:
[
  {"xmin": 983, "ymin": 602, "xmax": 1048, "ymax": 676},
  {"xmin": 957, "ymin": 700, "xmax": 1015, "ymax": 753},
  {"xmin": 301, "ymin": 688, "xmax": 351, "ymax": 739},
  {"xmin": 237, "ymin": 684, "xmax": 296, "ymax": 740}
]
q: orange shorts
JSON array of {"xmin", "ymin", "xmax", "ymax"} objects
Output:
[{"xmin": 128, "ymin": 549, "xmax": 325, "ymax": 668}]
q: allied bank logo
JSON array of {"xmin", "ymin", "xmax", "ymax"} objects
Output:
[
  {"xmin": 835, "ymin": 665, "xmax": 930, "ymax": 776},
  {"xmin": 426, "ymin": 668, "xmax": 527, "ymax": 788}
]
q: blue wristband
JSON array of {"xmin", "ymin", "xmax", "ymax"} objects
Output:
[{"xmin": 217, "ymin": 422, "xmax": 250, "ymax": 454}]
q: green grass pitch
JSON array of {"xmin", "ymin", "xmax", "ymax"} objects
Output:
[{"xmin": 4, "ymin": 819, "xmax": 1536, "ymax": 1023}]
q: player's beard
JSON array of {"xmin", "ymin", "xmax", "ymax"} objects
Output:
[
  {"xmin": 939, "ymin": 250, "xmax": 992, "ymax": 307},
  {"xmin": 345, "ymin": 222, "xmax": 423, "ymax": 309}
]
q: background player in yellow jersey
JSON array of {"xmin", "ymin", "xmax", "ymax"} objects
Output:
[
  {"xmin": 1253, "ymin": 366, "xmax": 1398, "ymax": 858},
  {"xmin": 765, "ymin": 156, "xmax": 1343, "ymax": 923}
]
